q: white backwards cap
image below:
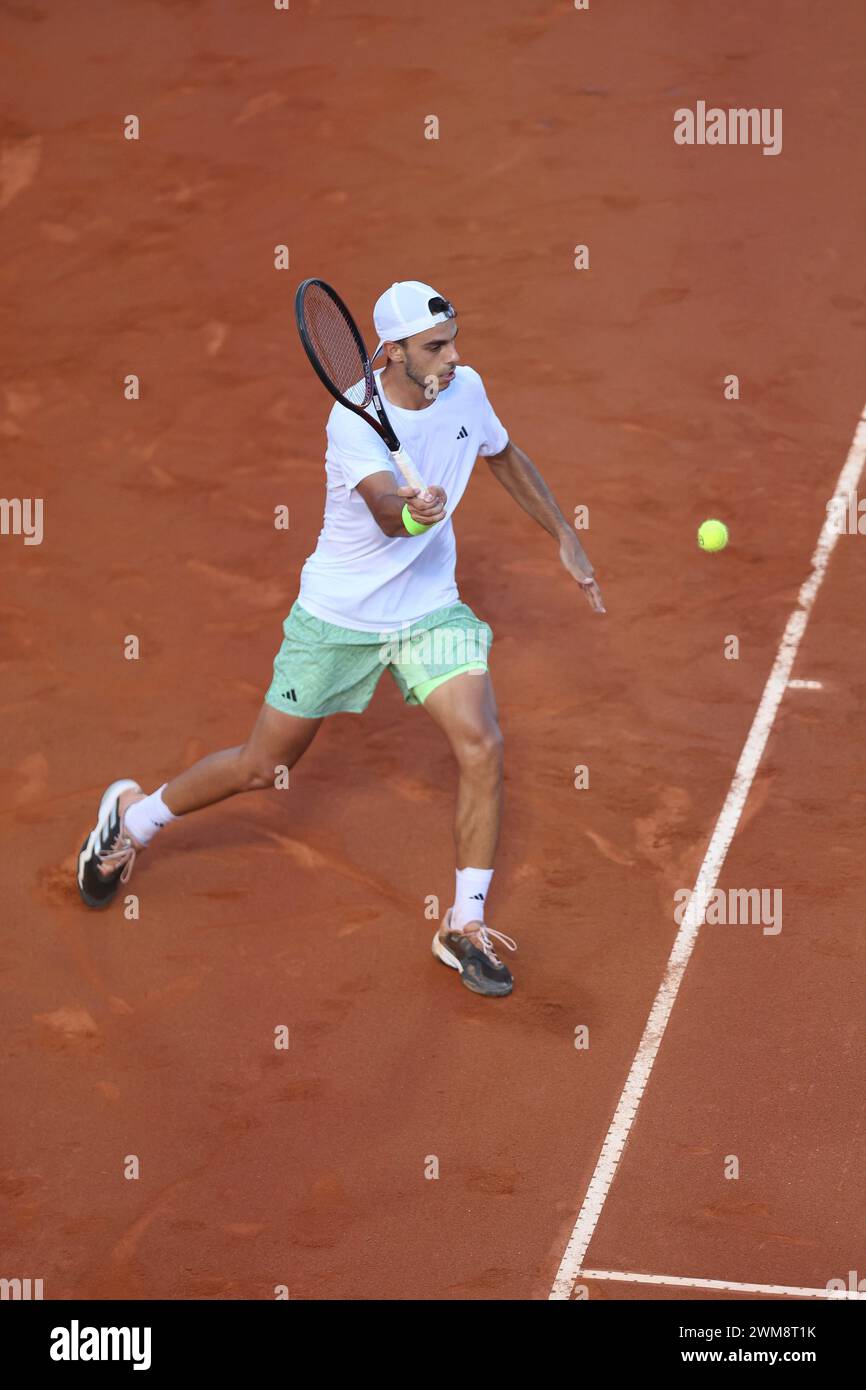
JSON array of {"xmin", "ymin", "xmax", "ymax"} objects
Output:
[{"xmin": 372, "ymin": 280, "xmax": 455, "ymax": 359}]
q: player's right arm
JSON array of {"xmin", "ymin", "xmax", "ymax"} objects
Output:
[
  {"xmin": 328, "ymin": 403, "xmax": 447, "ymax": 536},
  {"xmin": 355, "ymin": 472, "xmax": 447, "ymax": 537}
]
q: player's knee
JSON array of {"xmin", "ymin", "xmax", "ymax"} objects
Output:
[
  {"xmin": 457, "ymin": 722, "xmax": 504, "ymax": 775},
  {"xmin": 237, "ymin": 750, "xmax": 278, "ymax": 792}
]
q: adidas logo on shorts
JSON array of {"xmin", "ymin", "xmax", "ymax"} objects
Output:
[{"xmin": 282, "ymin": 688, "xmax": 298, "ymax": 702}]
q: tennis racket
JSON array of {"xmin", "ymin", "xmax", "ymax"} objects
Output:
[{"xmin": 294, "ymin": 277, "xmax": 433, "ymax": 502}]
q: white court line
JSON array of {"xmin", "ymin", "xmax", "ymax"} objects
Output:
[
  {"xmin": 578, "ymin": 1269, "xmax": 866, "ymax": 1300},
  {"xmin": 550, "ymin": 408, "xmax": 866, "ymax": 1301},
  {"xmin": 787, "ymin": 679, "xmax": 823, "ymax": 689}
]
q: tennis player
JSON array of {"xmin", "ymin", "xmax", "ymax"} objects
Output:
[{"xmin": 77, "ymin": 281, "xmax": 604, "ymax": 996}]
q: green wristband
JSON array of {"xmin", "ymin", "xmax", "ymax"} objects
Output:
[{"xmin": 402, "ymin": 503, "xmax": 432, "ymax": 536}]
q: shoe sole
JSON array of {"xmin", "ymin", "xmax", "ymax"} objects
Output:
[{"xmin": 77, "ymin": 778, "xmax": 142, "ymax": 910}]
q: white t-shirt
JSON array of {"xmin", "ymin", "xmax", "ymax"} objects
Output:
[{"xmin": 297, "ymin": 364, "xmax": 508, "ymax": 632}]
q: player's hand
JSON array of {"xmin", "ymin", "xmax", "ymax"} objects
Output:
[
  {"xmin": 559, "ymin": 536, "xmax": 606, "ymax": 613},
  {"xmin": 398, "ymin": 484, "xmax": 447, "ymax": 527}
]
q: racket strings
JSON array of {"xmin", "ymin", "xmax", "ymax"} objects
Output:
[{"xmin": 301, "ymin": 284, "xmax": 371, "ymax": 407}]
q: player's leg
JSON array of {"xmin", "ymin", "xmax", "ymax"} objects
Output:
[
  {"xmin": 76, "ymin": 598, "xmax": 388, "ymax": 910},
  {"xmin": 76, "ymin": 704, "xmax": 322, "ymax": 910},
  {"xmin": 421, "ymin": 669, "xmax": 516, "ymax": 996},
  {"xmin": 161, "ymin": 702, "xmax": 323, "ymax": 815},
  {"xmin": 422, "ymin": 669, "xmax": 504, "ymax": 871}
]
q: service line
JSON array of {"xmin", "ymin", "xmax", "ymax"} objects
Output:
[{"xmin": 579, "ymin": 1268, "xmax": 866, "ymax": 1300}]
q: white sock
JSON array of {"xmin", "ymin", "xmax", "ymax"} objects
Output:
[
  {"xmin": 124, "ymin": 784, "xmax": 177, "ymax": 847},
  {"xmin": 451, "ymin": 866, "xmax": 494, "ymax": 932}
]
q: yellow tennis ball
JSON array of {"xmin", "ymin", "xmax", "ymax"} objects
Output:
[{"xmin": 698, "ymin": 518, "xmax": 729, "ymax": 552}]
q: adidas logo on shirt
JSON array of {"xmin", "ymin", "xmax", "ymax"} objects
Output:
[{"xmin": 456, "ymin": 425, "xmax": 469, "ymax": 439}]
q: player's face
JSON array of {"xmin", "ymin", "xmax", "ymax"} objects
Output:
[{"xmin": 403, "ymin": 320, "xmax": 460, "ymax": 392}]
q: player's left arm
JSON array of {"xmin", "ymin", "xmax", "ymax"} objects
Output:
[{"xmin": 485, "ymin": 439, "xmax": 605, "ymax": 614}]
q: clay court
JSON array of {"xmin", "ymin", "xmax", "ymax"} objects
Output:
[{"xmin": 2, "ymin": 0, "xmax": 866, "ymax": 1303}]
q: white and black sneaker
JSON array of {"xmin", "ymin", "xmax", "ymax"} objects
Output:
[
  {"xmin": 432, "ymin": 908, "xmax": 517, "ymax": 996},
  {"xmin": 77, "ymin": 779, "xmax": 143, "ymax": 910}
]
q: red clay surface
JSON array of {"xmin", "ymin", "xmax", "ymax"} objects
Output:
[{"xmin": 2, "ymin": 0, "xmax": 865, "ymax": 1300}]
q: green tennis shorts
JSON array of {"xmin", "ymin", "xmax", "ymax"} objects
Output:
[{"xmin": 264, "ymin": 599, "xmax": 492, "ymax": 719}]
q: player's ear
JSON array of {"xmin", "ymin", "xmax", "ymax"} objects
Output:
[{"xmin": 384, "ymin": 340, "xmax": 406, "ymax": 364}]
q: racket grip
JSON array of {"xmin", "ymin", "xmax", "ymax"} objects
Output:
[{"xmin": 391, "ymin": 446, "xmax": 432, "ymax": 502}]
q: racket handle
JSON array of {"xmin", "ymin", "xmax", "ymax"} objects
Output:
[{"xmin": 391, "ymin": 445, "xmax": 432, "ymax": 502}]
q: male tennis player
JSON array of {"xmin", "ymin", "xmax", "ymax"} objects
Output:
[{"xmin": 77, "ymin": 281, "xmax": 604, "ymax": 996}]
